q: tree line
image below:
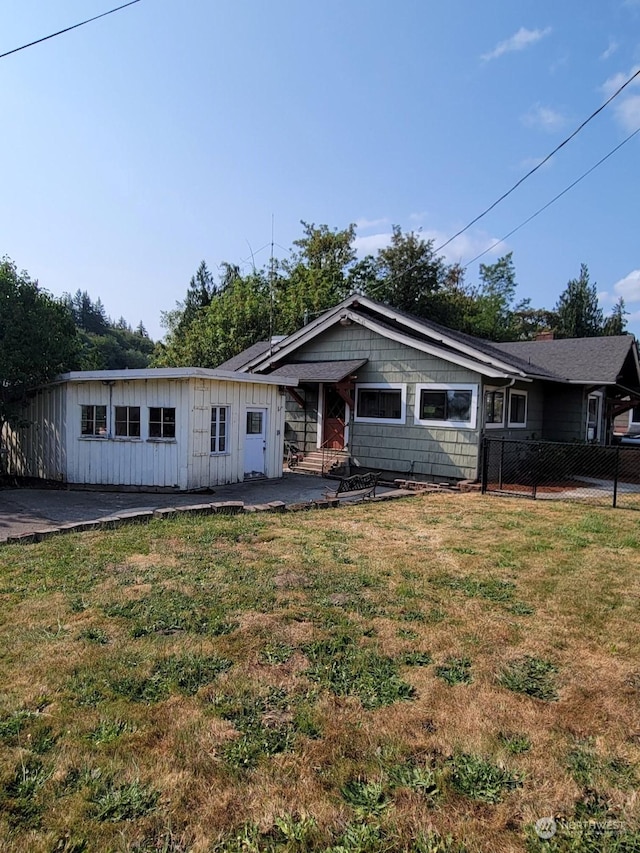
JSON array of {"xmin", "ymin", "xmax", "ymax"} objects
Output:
[
  {"xmin": 153, "ymin": 222, "xmax": 627, "ymax": 369},
  {"xmin": 0, "ymin": 258, "xmax": 152, "ymax": 427},
  {"xmin": 0, "ymin": 227, "xmax": 628, "ymax": 427}
]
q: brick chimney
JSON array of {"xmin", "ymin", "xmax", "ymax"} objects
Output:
[{"xmin": 535, "ymin": 330, "xmax": 555, "ymax": 341}]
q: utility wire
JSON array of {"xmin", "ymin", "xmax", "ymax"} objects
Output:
[
  {"xmin": 434, "ymin": 65, "xmax": 640, "ymax": 255},
  {"xmin": 463, "ymin": 124, "xmax": 640, "ymax": 268},
  {"xmin": 0, "ymin": 0, "xmax": 141, "ymax": 60}
]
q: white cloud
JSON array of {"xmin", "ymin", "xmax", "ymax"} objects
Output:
[
  {"xmin": 522, "ymin": 103, "xmax": 567, "ymax": 131},
  {"xmin": 613, "ymin": 269, "xmax": 640, "ymax": 302},
  {"xmin": 353, "ymin": 232, "xmax": 394, "ymax": 255},
  {"xmin": 614, "ymin": 93, "xmax": 640, "ymax": 131},
  {"xmin": 600, "ymin": 39, "xmax": 618, "ymax": 60},
  {"xmin": 355, "ymin": 217, "xmax": 389, "ymax": 230},
  {"xmin": 601, "ymin": 64, "xmax": 640, "ymax": 98},
  {"xmin": 481, "ymin": 26, "xmax": 551, "ymax": 62},
  {"xmin": 353, "ymin": 227, "xmax": 504, "ymax": 266},
  {"xmin": 598, "ymin": 290, "xmax": 616, "ymax": 306}
]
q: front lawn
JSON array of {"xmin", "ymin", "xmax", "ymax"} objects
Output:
[{"xmin": 1, "ymin": 495, "xmax": 639, "ymax": 852}]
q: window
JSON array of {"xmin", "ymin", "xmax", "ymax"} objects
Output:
[
  {"xmin": 114, "ymin": 406, "xmax": 141, "ymax": 438},
  {"xmin": 508, "ymin": 391, "xmax": 527, "ymax": 428},
  {"xmin": 81, "ymin": 404, "xmax": 107, "ymax": 437},
  {"xmin": 355, "ymin": 384, "xmax": 406, "ymax": 423},
  {"xmin": 415, "ymin": 384, "xmax": 478, "ymax": 429},
  {"xmin": 211, "ymin": 406, "xmax": 229, "ymax": 453},
  {"xmin": 631, "ymin": 405, "xmax": 640, "ymax": 425},
  {"xmin": 484, "ymin": 389, "xmax": 505, "ymax": 428},
  {"xmin": 246, "ymin": 410, "xmax": 263, "ymax": 435},
  {"xmin": 149, "ymin": 407, "xmax": 176, "ymax": 439}
]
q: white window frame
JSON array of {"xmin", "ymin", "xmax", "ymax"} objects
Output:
[
  {"xmin": 80, "ymin": 404, "xmax": 107, "ymax": 438},
  {"xmin": 507, "ymin": 390, "xmax": 528, "ymax": 428},
  {"xmin": 586, "ymin": 391, "xmax": 602, "ymax": 442},
  {"xmin": 629, "ymin": 404, "xmax": 640, "ymax": 429},
  {"xmin": 354, "ymin": 383, "xmax": 407, "ymax": 425},
  {"xmin": 148, "ymin": 406, "xmax": 176, "ymax": 441},
  {"xmin": 211, "ymin": 406, "xmax": 230, "ymax": 455},
  {"xmin": 113, "ymin": 405, "xmax": 141, "ymax": 440},
  {"xmin": 484, "ymin": 387, "xmax": 505, "ymax": 429},
  {"xmin": 414, "ymin": 383, "xmax": 478, "ymax": 429}
]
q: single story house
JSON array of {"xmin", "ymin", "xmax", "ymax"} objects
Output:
[
  {"xmin": 218, "ymin": 294, "xmax": 640, "ymax": 482},
  {"xmin": 2, "ymin": 367, "xmax": 297, "ymax": 490}
]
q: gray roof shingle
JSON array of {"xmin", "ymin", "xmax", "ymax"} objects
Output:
[{"xmin": 493, "ymin": 336, "xmax": 635, "ymax": 383}]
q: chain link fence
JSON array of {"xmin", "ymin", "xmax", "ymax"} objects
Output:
[{"xmin": 481, "ymin": 437, "xmax": 640, "ymax": 510}]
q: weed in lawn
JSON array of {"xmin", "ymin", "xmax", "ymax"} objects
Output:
[
  {"xmin": 447, "ymin": 752, "xmax": 522, "ymax": 803},
  {"xmin": 213, "ymin": 687, "xmax": 299, "ymax": 770},
  {"xmin": 103, "ymin": 589, "xmax": 237, "ymax": 638},
  {"xmin": 259, "ymin": 641, "xmax": 295, "ymax": 665},
  {"xmin": 567, "ymin": 739, "xmax": 638, "ymax": 790},
  {"xmin": 341, "ymin": 778, "xmax": 390, "ymax": 816},
  {"xmin": 91, "ymin": 779, "xmax": 159, "ymax": 822},
  {"xmin": 387, "ymin": 763, "xmax": 440, "ymax": 801},
  {"xmin": 498, "ymin": 655, "xmax": 558, "ymax": 701},
  {"xmin": 304, "ymin": 634, "xmax": 416, "ymax": 709},
  {"xmin": 400, "ymin": 651, "xmax": 433, "ymax": 666},
  {"xmin": 435, "ymin": 657, "xmax": 472, "ymax": 686},
  {"xmin": 0, "ymin": 756, "xmax": 51, "ymax": 828},
  {"xmin": 88, "ymin": 718, "xmax": 135, "ymax": 745},
  {"xmin": 0, "ymin": 709, "xmax": 35, "ymax": 743},
  {"xmin": 432, "ymin": 574, "xmax": 515, "ymax": 604},
  {"xmin": 508, "ymin": 601, "xmax": 535, "ymax": 616},
  {"xmin": 497, "ymin": 732, "xmax": 532, "ymax": 755},
  {"xmin": 396, "ymin": 628, "xmax": 418, "ymax": 640},
  {"xmin": 70, "ymin": 652, "xmax": 232, "ymax": 705},
  {"xmin": 77, "ymin": 627, "xmax": 109, "ymax": 644},
  {"xmin": 152, "ymin": 653, "xmax": 233, "ymax": 696}
]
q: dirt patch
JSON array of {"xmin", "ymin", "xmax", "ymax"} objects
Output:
[{"xmin": 273, "ymin": 570, "xmax": 310, "ymax": 589}]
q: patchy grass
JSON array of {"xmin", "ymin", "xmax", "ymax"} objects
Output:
[{"xmin": 1, "ymin": 495, "xmax": 640, "ymax": 851}]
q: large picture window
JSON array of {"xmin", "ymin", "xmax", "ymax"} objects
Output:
[
  {"xmin": 508, "ymin": 391, "xmax": 527, "ymax": 428},
  {"xmin": 211, "ymin": 406, "xmax": 229, "ymax": 453},
  {"xmin": 414, "ymin": 384, "xmax": 478, "ymax": 429},
  {"xmin": 81, "ymin": 405, "xmax": 107, "ymax": 437},
  {"xmin": 484, "ymin": 388, "xmax": 505, "ymax": 428},
  {"xmin": 355, "ymin": 384, "xmax": 406, "ymax": 424},
  {"xmin": 149, "ymin": 407, "xmax": 176, "ymax": 439},
  {"xmin": 115, "ymin": 406, "xmax": 141, "ymax": 438}
]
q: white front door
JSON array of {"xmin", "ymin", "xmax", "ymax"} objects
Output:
[
  {"xmin": 244, "ymin": 408, "xmax": 267, "ymax": 478},
  {"xmin": 586, "ymin": 393, "xmax": 602, "ymax": 442}
]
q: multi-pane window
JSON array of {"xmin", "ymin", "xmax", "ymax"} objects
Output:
[
  {"xmin": 211, "ymin": 406, "xmax": 229, "ymax": 453},
  {"xmin": 246, "ymin": 411, "xmax": 264, "ymax": 435},
  {"xmin": 149, "ymin": 407, "xmax": 176, "ymax": 439},
  {"xmin": 114, "ymin": 406, "xmax": 141, "ymax": 438},
  {"xmin": 484, "ymin": 389, "xmax": 505, "ymax": 427},
  {"xmin": 356, "ymin": 387, "xmax": 404, "ymax": 421},
  {"xmin": 81, "ymin": 405, "xmax": 107, "ymax": 436},
  {"xmin": 508, "ymin": 392, "xmax": 527, "ymax": 427}
]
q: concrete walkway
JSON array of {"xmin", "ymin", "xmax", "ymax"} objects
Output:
[{"xmin": 0, "ymin": 474, "xmax": 407, "ymax": 542}]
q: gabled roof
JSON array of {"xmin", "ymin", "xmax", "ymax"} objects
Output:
[
  {"xmin": 269, "ymin": 359, "xmax": 368, "ymax": 382},
  {"xmin": 216, "ymin": 341, "xmax": 271, "ymax": 372},
  {"xmin": 221, "ymin": 293, "xmax": 640, "ymax": 388}
]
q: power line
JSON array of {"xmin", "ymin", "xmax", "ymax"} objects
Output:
[
  {"xmin": 434, "ymin": 64, "xmax": 640, "ymax": 255},
  {"xmin": 0, "ymin": 0, "xmax": 142, "ymax": 60},
  {"xmin": 463, "ymin": 124, "xmax": 640, "ymax": 268}
]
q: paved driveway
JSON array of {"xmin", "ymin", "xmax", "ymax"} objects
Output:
[{"xmin": 0, "ymin": 474, "xmax": 338, "ymax": 542}]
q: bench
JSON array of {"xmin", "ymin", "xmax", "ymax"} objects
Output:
[{"xmin": 324, "ymin": 472, "xmax": 380, "ymax": 502}]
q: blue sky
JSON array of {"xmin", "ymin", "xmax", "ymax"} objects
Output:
[{"xmin": 2, "ymin": 0, "xmax": 640, "ymax": 339}]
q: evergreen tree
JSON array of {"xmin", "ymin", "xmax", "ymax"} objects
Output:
[{"xmin": 554, "ymin": 264, "xmax": 603, "ymax": 338}]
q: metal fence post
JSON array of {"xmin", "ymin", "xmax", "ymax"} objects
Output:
[
  {"xmin": 481, "ymin": 436, "xmax": 488, "ymax": 493},
  {"xmin": 613, "ymin": 443, "xmax": 621, "ymax": 509},
  {"xmin": 499, "ymin": 438, "xmax": 505, "ymax": 490}
]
